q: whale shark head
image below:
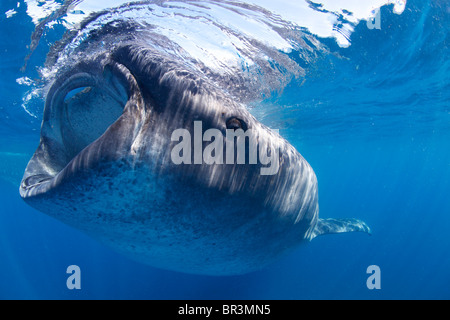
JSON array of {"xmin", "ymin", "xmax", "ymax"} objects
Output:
[{"xmin": 20, "ymin": 43, "xmax": 321, "ymax": 275}]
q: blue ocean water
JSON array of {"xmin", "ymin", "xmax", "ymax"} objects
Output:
[{"xmin": 0, "ymin": 0, "xmax": 449, "ymax": 299}]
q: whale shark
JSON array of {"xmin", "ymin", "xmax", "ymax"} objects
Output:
[{"xmin": 20, "ymin": 1, "xmax": 370, "ymax": 275}]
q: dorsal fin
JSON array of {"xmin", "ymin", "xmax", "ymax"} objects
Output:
[{"xmin": 310, "ymin": 218, "xmax": 371, "ymax": 240}]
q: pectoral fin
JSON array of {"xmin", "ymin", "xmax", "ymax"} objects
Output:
[{"xmin": 310, "ymin": 218, "xmax": 371, "ymax": 240}]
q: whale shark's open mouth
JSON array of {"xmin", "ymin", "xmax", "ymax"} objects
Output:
[
  {"xmin": 20, "ymin": 60, "xmax": 136, "ymax": 198},
  {"xmin": 58, "ymin": 72, "xmax": 128, "ymax": 161}
]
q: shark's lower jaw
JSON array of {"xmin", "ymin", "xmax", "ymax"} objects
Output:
[{"xmin": 23, "ymin": 157, "xmax": 312, "ymax": 276}]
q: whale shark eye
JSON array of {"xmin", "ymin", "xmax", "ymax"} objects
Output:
[{"xmin": 226, "ymin": 117, "xmax": 247, "ymax": 131}]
